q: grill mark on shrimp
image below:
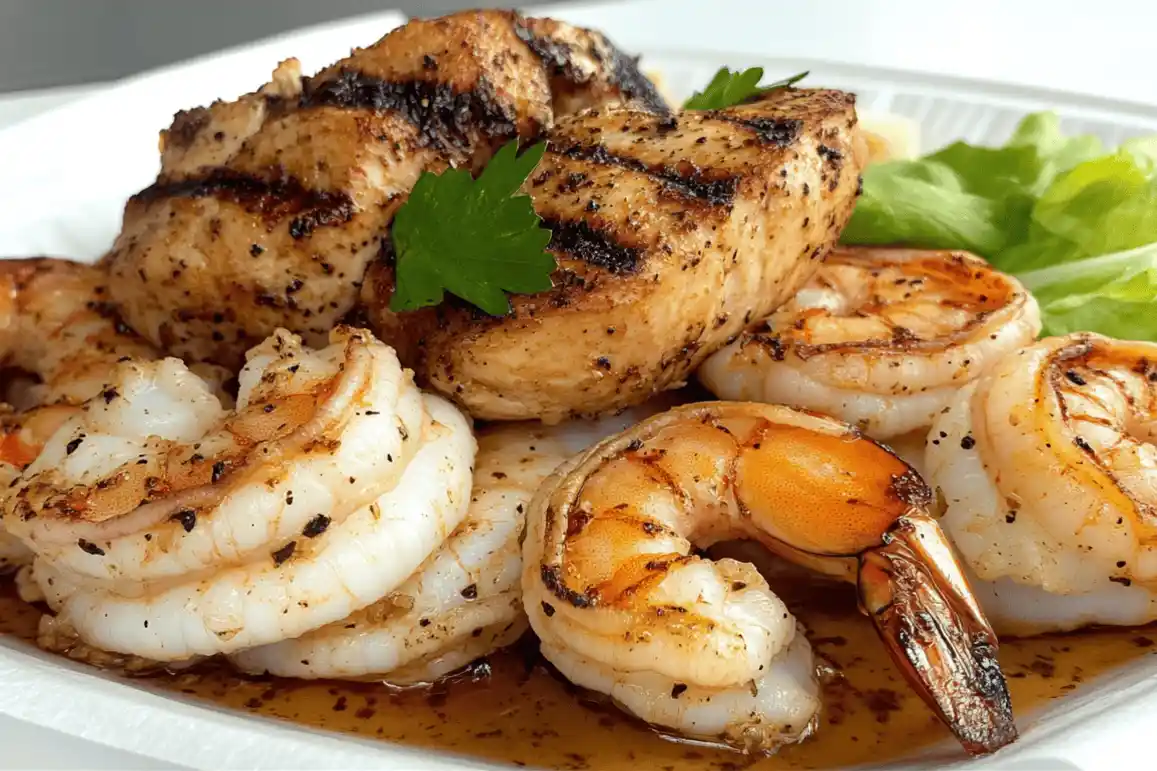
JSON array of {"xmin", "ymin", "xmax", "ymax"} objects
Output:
[
  {"xmin": 568, "ymin": 451, "xmax": 693, "ymax": 544},
  {"xmin": 751, "ymin": 306, "xmax": 1028, "ymax": 360},
  {"xmin": 300, "ymin": 70, "xmax": 528, "ymax": 152},
  {"xmin": 602, "ymin": 553, "xmax": 695, "ymax": 605},
  {"xmin": 16, "ymin": 335, "xmax": 371, "ymax": 533},
  {"xmin": 541, "ymin": 563, "xmax": 600, "ymax": 608},
  {"xmin": 1042, "ymin": 339, "xmax": 1152, "ymax": 522},
  {"xmin": 550, "ymin": 141, "xmax": 738, "ymax": 205},
  {"xmin": 630, "ymin": 450, "xmax": 696, "ymax": 525},
  {"xmin": 132, "ymin": 170, "xmax": 355, "ymax": 238},
  {"xmin": 556, "ymin": 449, "xmax": 693, "ymax": 605},
  {"xmin": 1098, "ymin": 368, "xmax": 1136, "ymax": 405}
]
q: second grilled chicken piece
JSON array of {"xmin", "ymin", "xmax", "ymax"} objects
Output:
[
  {"xmin": 106, "ymin": 10, "xmax": 666, "ymax": 368},
  {"xmin": 364, "ymin": 87, "xmax": 866, "ymax": 422}
]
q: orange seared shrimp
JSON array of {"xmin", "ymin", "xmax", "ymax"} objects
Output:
[
  {"xmin": 522, "ymin": 401, "xmax": 1016, "ymax": 756},
  {"xmin": 699, "ymin": 248, "xmax": 1040, "ymax": 450}
]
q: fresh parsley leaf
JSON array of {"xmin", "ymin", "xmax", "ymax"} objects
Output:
[
  {"xmin": 389, "ymin": 140, "xmax": 556, "ymax": 316},
  {"xmin": 683, "ymin": 67, "xmax": 808, "ymax": 111}
]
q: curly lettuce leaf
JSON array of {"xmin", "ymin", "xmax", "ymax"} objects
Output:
[
  {"xmin": 844, "ymin": 111, "xmax": 1157, "ymax": 340},
  {"xmin": 841, "ymin": 160, "xmax": 1009, "ymax": 255},
  {"xmin": 845, "ymin": 113, "xmax": 1106, "ymax": 257},
  {"xmin": 1019, "ymin": 244, "xmax": 1157, "ymax": 339}
]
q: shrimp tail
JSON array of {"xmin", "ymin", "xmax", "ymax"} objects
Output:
[{"xmin": 858, "ymin": 515, "xmax": 1017, "ymax": 755}]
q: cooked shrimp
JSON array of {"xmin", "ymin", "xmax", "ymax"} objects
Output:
[
  {"xmin": 230, "ymin": 398, "xmax": 682, "ymax": 682},
  {"xmin": 523, "ymin": 401, "xmax": 1016, "ymax": 755},
  {"xmin": 0, "ymin": 533, "xmax": 27, "ymax": 573},
  {"xmin": 3, "ymin": 327, "xmax": 476, "ymax": 662},
  {"xmin": 0, "ymin": 464, "xmax": 28, "ymax": 573},
  {"xmin": 0, "ymin": 408, "xmax": 79, "ymax": 574},
  {"xmin": 698, "ymin": 247, "xmax": 1041, "ymax": 442},
  {"xmin": 926, "ymin": 333, "xmax": 1157, "ymax": 636},
  {"xmin": 230, "ymin": 422, "xmax": 564, "ymax": 681},
  {"xmin": 0, "ymin": 258, "xmax": 157, "ymax": 406},
  {"xmin": 0, "ymin": 258, "xmax": 162, "ymax": 573}
]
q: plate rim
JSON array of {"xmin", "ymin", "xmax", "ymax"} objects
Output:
[{"xmin": 1, "ymin": 8, "xmax": 1156, "ymax": 771}]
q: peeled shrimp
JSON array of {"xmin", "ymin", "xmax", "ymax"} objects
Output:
[
  {"xmin": 0, "ymin": 465, "xmax": 29, "ymax": 573},
  {"xmin": 523, "ymin": 401, "xmax": 1016, "ymax": 755},
  {"xmin": 698, "ymin": 247, "xmax": 1041, "ymax": 442},
  {"xmin": 926, "ymin": 333, "xmax": 1157, "ymax": 636},
  {"xmin": 0, "ymin": 258, "xmax": 158, "ymax": 406},
  {"xmin": 230, "ymin": 399, "xmax": 682, "ymax": 682},
  {"xmin": 230, "ymin": 423, "xmax": 564, "ymax": 681},
  {"xmin": 0, "ymin": 258, "xmax": 162, "ymax": 573},
  {"xmin": 3, "ymin": 327, "xmax": 475, "ymax": 661},
  {"xmin": 0, "ymin": 533, "xmax": 27, "ymax": 574}
]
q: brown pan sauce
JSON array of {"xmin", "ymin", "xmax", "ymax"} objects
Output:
[{"xmin": 1, "ymin": 550, "xmax": 1153, "ymax": 770}]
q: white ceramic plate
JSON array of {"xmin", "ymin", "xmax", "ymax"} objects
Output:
[{"xmin": 1, "ymin": 3, "xmax": 1155, "ymax": 769}]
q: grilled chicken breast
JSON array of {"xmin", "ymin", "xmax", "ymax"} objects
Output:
[
  {"xmin": 364, "ymin": 88, "xmax": 866, "ymax": 422},
  {"xmin": 106, "ymin": 10, "xmax": 666, "ymax": 367}
]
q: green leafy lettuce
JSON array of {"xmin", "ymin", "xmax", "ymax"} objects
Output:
[
  {"xmin": 843, "ymin": 112, "xmax": 1157, "ymax": 339},
  {"xmin": 1019, "ymin": 244, "xmax": 1157, "ymax": 340}
]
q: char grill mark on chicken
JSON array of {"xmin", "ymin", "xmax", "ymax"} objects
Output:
[
  {"xmin": 106, "ymin": 10, "xmax": 667, "ymax": 368},
  {"xmin": 510, "ymin": 16, "xmax": 668, "ymax": 115},
  {"xmin": 364, "ymin": 87, "xmax": 866, "ymax": 423}
]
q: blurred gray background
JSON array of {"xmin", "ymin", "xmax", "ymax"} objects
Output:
[{"xmin": 0, "ymin": 1, "xmax": 594, "ymax": 93}]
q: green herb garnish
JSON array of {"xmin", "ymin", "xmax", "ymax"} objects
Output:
[
  {"xmin": 683, "ymin": 67, "xmax": 808, "ymax": 111},
  {"xmin": 389, "ymin": 140, "xmax": 556, "ymax": 316}
]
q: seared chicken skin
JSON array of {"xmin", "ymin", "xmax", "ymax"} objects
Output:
[
  {"xmin": 106, "ymin": 10, "xmax": 666, "ymax": 367},
  {"xmin": 365, "ymin": 88, "xmax": 865, "ymax": 422}
]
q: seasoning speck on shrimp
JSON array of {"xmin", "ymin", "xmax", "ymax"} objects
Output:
[
  {"xmin": 927, "ymin": 333, "xmax": 1157, "ymax": 636},
  {"xmin": 231, "ymin": 423, "xmax": 565, "ymax": 682},
  {"xmin": 699, "ymin": 247, "xmax": 1040, "ymax": 445},
  {"xmin": 0, "ymin": 464, "xmax": 29, "ymax": 573},
  {"xmin": 523, "ymin": 401, "xmax": 1017, "ymax": 756},
  {"xmin": 0, "ymin": 258, "xmax": 168, "ymax": 574},
  {"xmin": 3, "ymin": 327, "xmax": 475, "ymax": 662},
  {"xmin": 230, "ymin": 398, "xmax": 682, "ymax": 682}
]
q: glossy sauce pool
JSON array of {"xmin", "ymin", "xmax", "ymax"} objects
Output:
[{"xmin": 2, "ymin": 566, "xmax": 1154, "ymax": 770}]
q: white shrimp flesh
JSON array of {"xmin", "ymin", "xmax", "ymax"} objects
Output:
[
  {"xmin": 926, "ymin": 333, "xmax": 1157, "ymax": 635},
  {"xmin": 2, "ymin": 327, "xmax": 475, "ymax": 662},
  {"xmin": 229, "ymin": 398, "xmax": 684, "ymax": 683}
]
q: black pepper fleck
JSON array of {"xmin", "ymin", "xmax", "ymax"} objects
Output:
[
  {"xmin": 302, "ymin": 514, "xmax": 331, "ymax": 538},
  {"xmin": 171, "ymin": 509, "xmax": 197, "ymax": 532},
  {"xmin": 78, "ymin": 539, "xmax": 105, "ymax": 556},
  {"xmin": 272, "ymin": 541, "xmax": 297, "ymax": 565}
]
